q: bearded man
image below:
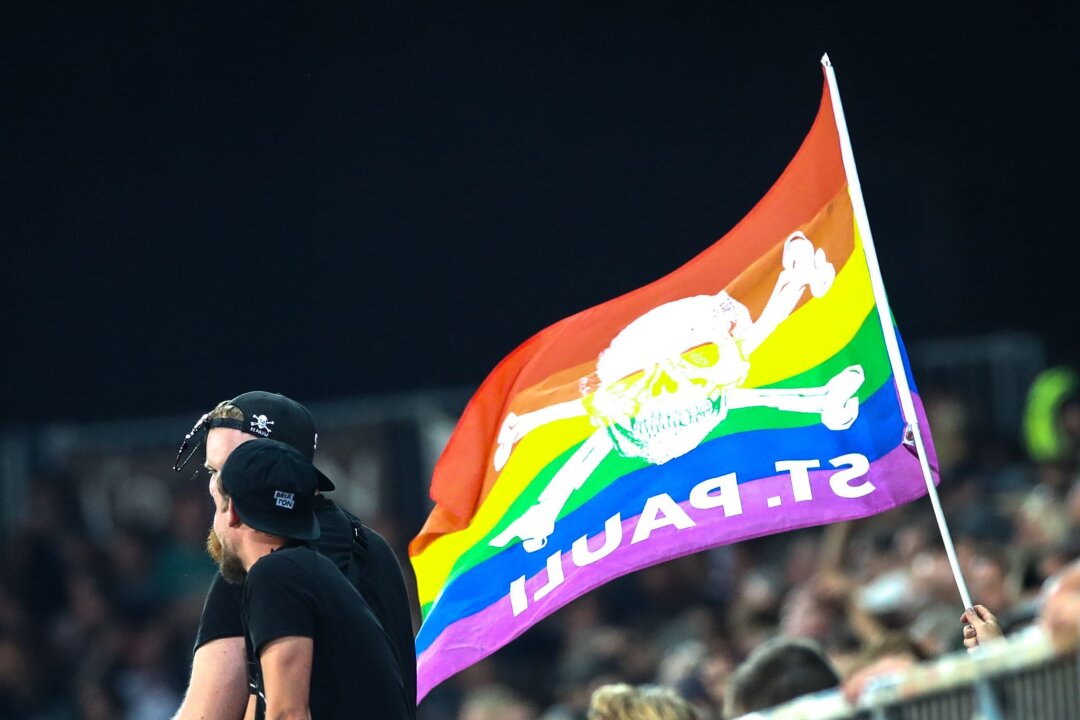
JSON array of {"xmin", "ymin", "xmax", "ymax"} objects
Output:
[{"xmin": 209, "ymin": 437, "xmax": 410, "ymax": 720}]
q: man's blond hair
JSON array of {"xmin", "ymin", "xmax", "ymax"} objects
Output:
[
  {"xmin": 588, "ymin": 683, "xmax": 699, "ymax": 720},
  {"xmin": 208, "ymin": 400, "xmax": 244, "ymax": 512},
  {"xmin": 209, "ymin": 401, "xmax": 244, "ymax": 422}
]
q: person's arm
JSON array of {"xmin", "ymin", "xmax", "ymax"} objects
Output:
[
  {"xmin": 172, "ymin": 637, "xmax": 250, "ymax": 720},
  {"xmin": 259, "ymin": 636, "xmax": 314, "ymax": 720}
]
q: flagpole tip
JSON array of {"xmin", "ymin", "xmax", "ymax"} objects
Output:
[{"xmin": 820, "ymin": 53, "xmax": 832, "ymax": 67}]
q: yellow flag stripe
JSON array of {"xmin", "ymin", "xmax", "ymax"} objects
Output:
[
  {"xmin": 743, "ymin": 218, "xmax": 872, "ymax": 387},
  {"xmin": 412, "ymin": 415, "xmax": 594, "ymax": 603}
]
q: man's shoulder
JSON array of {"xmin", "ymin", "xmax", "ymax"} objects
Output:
[
  {"xmin": 248, "ymin": 545, "xmax": 328, "ymax": 584},
  {"xmin": 313, "ymin": 496, "xmax": 401, "ymax": 561},
  {"xmin": 313, "ymin": 494, "xmax": 347, "ymax": 525}
]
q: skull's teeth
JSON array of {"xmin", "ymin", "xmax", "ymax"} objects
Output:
[{"xmin": 631, "ymin": 401, "xmax": 716, "ymax": 440}]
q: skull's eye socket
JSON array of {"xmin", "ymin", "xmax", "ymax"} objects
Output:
[
  {"xmin": 681, "ymin": 342, "xmax": 720, "ymax": 368},
  {"xmin": 610, "ymin": 369, "xmax": 645, "ymax": 392}
]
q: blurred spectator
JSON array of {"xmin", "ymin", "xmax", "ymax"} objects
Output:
[
  {"xmin": 587, "ymin": 683, "xmax": 699, "ymax": 720},
  {"xmin": 1022, "ymin": 366, "xmax": 1080, "ymax": 489},
  {"xmin": 840, "ymin": 632, "xmax": 925, "ymax": 704},
  {"xmin": 722, "ymin": 637, "xmax": 840, "ymax": 718},
  {"xmin": 1038, "ymin": 558, "xmax": 1080, "ymax": 651},
  {"xmin": 151, "ymin": 487, "xmax": 217, "ymax": 601},
  {"xmin": 923, "ymin": 391, "xmax": 972, "ymax": 478},
  {"xmin": 459, "ymin": 685, "xmax": 537, "ymax": 720}
]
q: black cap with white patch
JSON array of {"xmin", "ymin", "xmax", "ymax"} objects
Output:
[
  {"xmin": 173, "ymin": 390, "xmax": 336, "ymax": 491},
  {"xmin": 220, "ymin": 438, "xmax": 320, "ymax": 541},
  {"xmin": 210, "ymin": 391, "xmax": 335, "ymax": 491}
]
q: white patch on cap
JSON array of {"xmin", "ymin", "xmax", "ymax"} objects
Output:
[
  {"xmin": 274, "ymin": 490, "xmax": 295, "ymax": 510},
  {"xmin": 250, "ymin": 414, "xmax": 275, "ymax": 436}
]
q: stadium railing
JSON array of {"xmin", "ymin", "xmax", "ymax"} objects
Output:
[{"xmin": 737, "ymin": 627, "xmax": 1079, "ymax": 720}]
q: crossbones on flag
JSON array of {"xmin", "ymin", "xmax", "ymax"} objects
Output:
[{"xmin": 410, "ymin": 68, "xmax": 938, "ymax": 701}]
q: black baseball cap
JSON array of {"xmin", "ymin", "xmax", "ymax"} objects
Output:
[
  {"xmin": 174, "ymin": 390, "xmax": 335, "ymax": 491},
  {"xmin": 220, "ymin": 438, "xmax": 321, "ymax": 541}
]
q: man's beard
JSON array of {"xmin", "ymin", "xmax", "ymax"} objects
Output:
[
  {"xmin": 207, "ymin": 527, "xmax": 247, "ymax": 584},
  {"xmin": 206, "ymin": 527, "xmax": 223, "ymax": 563}
]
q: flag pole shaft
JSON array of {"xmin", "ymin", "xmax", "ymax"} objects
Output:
[{"xmin": 820, "ymin": 54, "xmax": 973, "ymax": 610}]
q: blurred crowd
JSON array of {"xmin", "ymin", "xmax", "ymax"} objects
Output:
[
  {"xmin": 4, "ymin": 367, "xmax": 1080, "ymax": 720},
  {"xmin": 0, "ymin": 475, "xmax": 216, "ymax": 719}
]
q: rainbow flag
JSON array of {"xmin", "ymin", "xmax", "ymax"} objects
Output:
[{"xmin": 410, "ymin": 66, "xmax": 937, "ymax": 701}]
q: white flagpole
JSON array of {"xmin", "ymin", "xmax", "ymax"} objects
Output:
[{"xmin": 820, "ymin": 53, "xmax": 974, "ymax": 611}]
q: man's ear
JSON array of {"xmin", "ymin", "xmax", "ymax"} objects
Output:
[{"xmin": 225, "ymin": 498, "xmax": 243, "ymax": 528}]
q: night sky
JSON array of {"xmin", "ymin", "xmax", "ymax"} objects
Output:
[{"xmin": 5, "ymin": 3, "xmax": 1078, "ymax": 428}]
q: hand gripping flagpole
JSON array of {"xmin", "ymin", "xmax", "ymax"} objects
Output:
[{"xmin": 820, "ymin": 54, "xmax": 974, "ymax": 611}]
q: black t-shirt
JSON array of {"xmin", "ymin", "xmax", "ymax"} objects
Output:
[
  {"xmin": 243, "ymin": 546, "xmax": 410, "ymax": 720},
  {"xmin": 194, "ymin": 497, "xmax": 417, "ymax": 715}
]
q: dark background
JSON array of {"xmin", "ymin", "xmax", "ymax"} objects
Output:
[{"xmin": 4, "ymin": 2, "xmax": 1077, "ymax": 428}]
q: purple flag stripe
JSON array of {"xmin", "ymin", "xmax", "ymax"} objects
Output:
[{"xmin": 417, "ymin": 431, "xmax": 933, "ymax": 700}]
